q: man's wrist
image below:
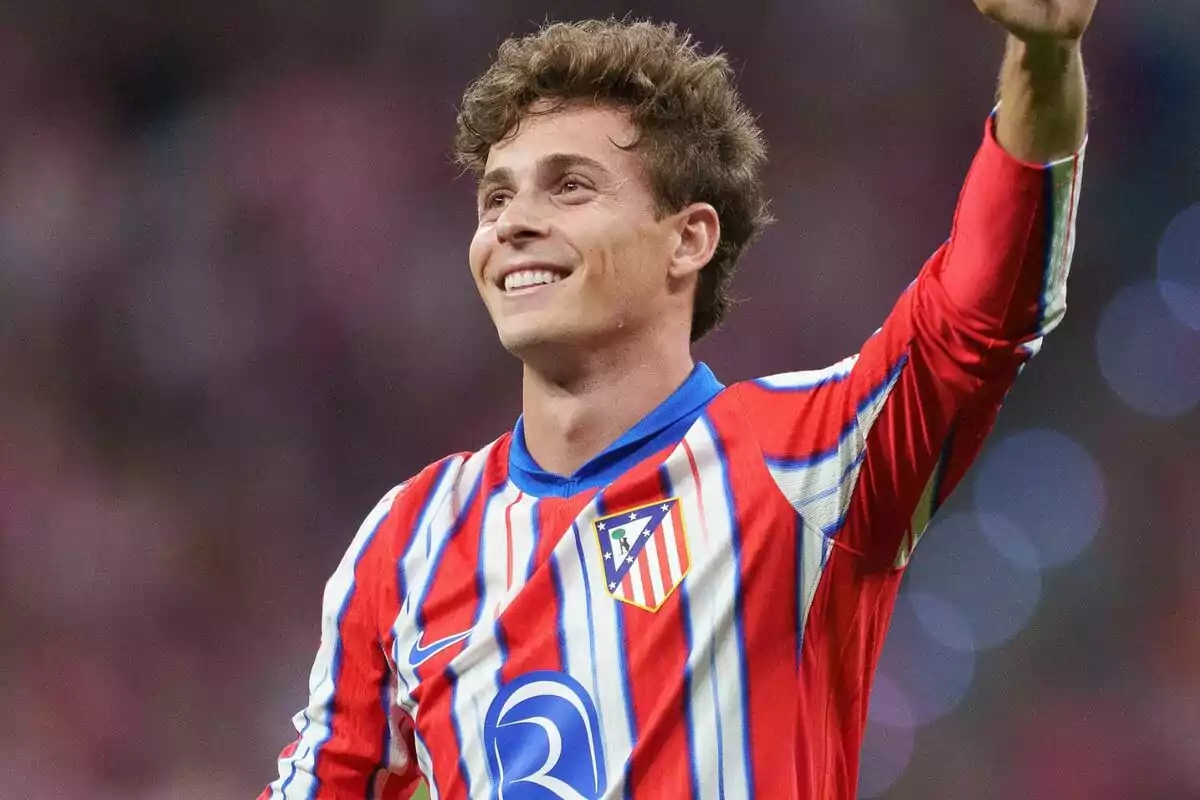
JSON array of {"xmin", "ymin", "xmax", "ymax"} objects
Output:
[
  {"xmin": 1004, "ymin": 34, "xmax": 1082, "ymax": 92},
  {"xmin": 995, "ymin": 32, "xmax": 1087, "ymax": 163}
]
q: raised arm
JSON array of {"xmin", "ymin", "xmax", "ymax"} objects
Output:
[
  {"xmin": 938, "ymin": 0, "xmax": 1094, "ymax": 349},
  {"xmin": 733, "ymin": 3, "xmax": 1096, "ymax": 569},
  {"xmin": 978, "ymin": 0, "xmax": 1094, "ymax": 162}
]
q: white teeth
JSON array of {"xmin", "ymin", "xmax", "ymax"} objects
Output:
[{"xmin": 503, "ymin": 269, "xmax": 565, "ymax": 292}]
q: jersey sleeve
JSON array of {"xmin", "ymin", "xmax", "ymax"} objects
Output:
[
  {"xmin": 260, "ymin": 486, "xmax": 424, "ymax": 799},
  {"xmin": 733, "ymin": 113, "xmax": 1085, "ymax": 570}
]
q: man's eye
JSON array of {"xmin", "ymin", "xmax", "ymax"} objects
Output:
[
  {"xmin": 484, "ymin": 191, "xmax": 511, "ymax": 209},
  {"xmin": 558, "ymin": 178, "xmax": 590, "ymax": 196}
]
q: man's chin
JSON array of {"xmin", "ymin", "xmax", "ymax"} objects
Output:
[
  {"xmin": 498, "ymin": 327, "xmax": 571, "ymax": 357},
  {"xmin": 496, "ymin": 323, "xmax": 593, "ymax": 366}
]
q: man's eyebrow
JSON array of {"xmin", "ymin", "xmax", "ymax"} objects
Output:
[
  {"xmin": 477, "ymin": 153, "xmax": 611, "ymax": 200},
  {"xmin": 539, "ymin": 152, "xmax": 610, "ymax": 176},
  {"xmin": 477, "ymin": 167, "xmax": 513, "ymax": 202}
]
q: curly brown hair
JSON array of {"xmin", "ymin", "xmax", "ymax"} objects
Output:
[{"xmin": 454, "ymin": 18, "xmax": 773, "ymax": 341}]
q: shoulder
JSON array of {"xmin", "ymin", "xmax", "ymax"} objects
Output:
[
  {"xmin": 706, "ymin": 357, "xmax": 865, "ymax": 458},
  {"xmin": 729, "ymin": 355, "xmax": 861, "ymax": 397},
  {"xmin": 377, "ymin": 432, "xmax": 513, "ymax": 523},
  {"xmin": 717, "ymin": 355, "xmax": 862, "ymax": 425},
  {"xmin": 360, "ymin": 434, "xmax": 511, "ymax": 569}
]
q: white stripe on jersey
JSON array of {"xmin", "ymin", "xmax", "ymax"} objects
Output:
[
  {"xmin": 764, "ymin": 362, "xmax": 904, "ymax": 536},
  {"xmin": 628, "ymin": 552, "xmax": 649, "ymax": 608},
  {"xmin": 662, "ymin": 514, "xmax": 685, "ymax": 586},
  {"xmin": 369, "ymin": 674, "xmax": 409, "ymax": 800},
  {"xmin": 412, "ymin": 730, "xmax": 440, "ymax": 800},
  {"xmin": 643, "ymin": 527, "xmax": 667, "ymax": 603},
  {"xmin": 1025, "ymin": 150, "xmax": 1085, "ymax": 356},
  {"xmin": 272, "ymin": 492, "xmax": 395, "ymax": 799},
  {"xmin": 554, "ymin": 507, "xmax": 636, "ymax": 798},
  {"xmin": 797, "ymin": 516, "xmax": 831, "ymax": 647},
  {"xmin": 753, "ymin": 354, "xmax": 857, "ymax": 391},
  {"xmin": 507, "ymin": 494, "xmax": 539, "ymax": 602},
  {"xmin": 693, "ymin": 418, "xmax": 753, "ymax": 796},
  {"xmin": 665, "ymin": 421, "xmax": 753, "ymax": 798},
  {"xmin": 446, "ymin": 481, "xmax": 524, "ymax": 796},
  {"xmin": 391, "ymin": 445, "xmax": 492, "ymax": 719}
]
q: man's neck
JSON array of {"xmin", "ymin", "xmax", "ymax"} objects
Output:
[{"xmin": 520, "ymin": 340, "xmax": 695, "ymax": 477}]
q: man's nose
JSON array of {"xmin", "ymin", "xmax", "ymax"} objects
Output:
[{"xmin": 495, "ymin": 193, "xmax": 548, "ymax": 245}]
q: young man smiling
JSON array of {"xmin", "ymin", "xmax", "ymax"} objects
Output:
[{"xmin": 262, "ymin": 2, "xmax": 1095, "ymax": 797}]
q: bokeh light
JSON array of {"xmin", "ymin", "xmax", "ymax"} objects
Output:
[
  {"xmin": 906, "ymin": 512, "xmax": 1043, "ymax": 650},
  {"xmin": 909, "ymin": 591, "xmax": 976, "ymax": 652},
  {"xmin": 972, "ymin": 429, "xmax": 1106, "ymax": 568},
  {"xmin": 1096, "ymin": 280, "xmax": 1200, "ymax": 418},
  {"xmin": 858, "ymin": 673, "xmax": 916, "ymax": 799},
  {"xmin": 1156, "ymin": 202, "xmax": 1200, "ymax": 331},
  {"xmin": 876, "ymin": 590, "xmax": 977, "ymax": 725}
]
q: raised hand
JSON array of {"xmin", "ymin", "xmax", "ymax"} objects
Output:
[{"xmin": 973, "ymin": 0, "xmax": 1098, "ymax": 42}]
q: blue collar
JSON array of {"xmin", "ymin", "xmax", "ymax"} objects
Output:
[{"xmin": 509, "ymin": 362, "xmax": 725, "ymax": 498}]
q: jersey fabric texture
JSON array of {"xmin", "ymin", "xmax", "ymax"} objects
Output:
[{"xmin": 261, "ymin": 115, "xmax": 1085, "ymax": 799}]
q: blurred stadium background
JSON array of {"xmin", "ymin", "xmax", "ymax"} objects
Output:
[{"xmin": 2, "ymin": 1, "xmax": 1197, "ymax": 798}]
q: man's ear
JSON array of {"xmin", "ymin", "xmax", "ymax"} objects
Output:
[{"xmin": 667, "ymin": 202, "xmax": 721, "ymax": 280}]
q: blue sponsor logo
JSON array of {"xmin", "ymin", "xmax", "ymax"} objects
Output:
[{"xmin": 483, "ymin": 671, "xmax": 607, "ymax": 799}]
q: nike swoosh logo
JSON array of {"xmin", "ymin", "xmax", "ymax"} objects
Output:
[{"xmin": 408, "ymin": 629, "xmax": 471, "ymax": 667}]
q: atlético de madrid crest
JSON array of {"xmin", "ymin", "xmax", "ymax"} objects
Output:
[{"xmin": 594, "ymin": 499, "xmax": 691, "ymax": 612}]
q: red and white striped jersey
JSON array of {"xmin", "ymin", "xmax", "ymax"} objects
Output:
[{"xmin": 261, "ymin": 116, "xmax": 1084, "ymax": 799}]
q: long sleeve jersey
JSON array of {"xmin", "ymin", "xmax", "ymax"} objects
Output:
[{"xmin": 261, "ymin": 113, "xmax": 1085, "ymax": 800}]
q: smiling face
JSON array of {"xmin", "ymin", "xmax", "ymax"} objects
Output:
[{"xmin": 468, "ymin": 104, "xmax": 703, "ymax": 365}]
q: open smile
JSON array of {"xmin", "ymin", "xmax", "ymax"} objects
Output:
[{"xmin": 498, "ymin": 265, "xmax": 573, "ymax": 295}]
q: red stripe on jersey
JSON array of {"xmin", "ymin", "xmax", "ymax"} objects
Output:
[
  {"xmin": 732, "ymin": 376, "xmax": 853, "ymax": 465},
  {"xmin": 367, "ymin": 512, "xmax": 411, "ymax": 794},
  {"xmin": 636, "ymin": 545, "xmax": 656, "ymax": 607},
  {"xmin": 620, "ymin": 562, "xmax": 694, "ymax": 792},
  {"xmin": 380, "ymin": 773, "xmax": 416, "ymax": 800},
  {"xmin": 705, "ymin": 398, "xmax": 803, "ymax": 795},
  {"xmin": 385, "ymin": 460, "xmax": 459, "ymax": 621},
  {"xmin": 938, "ymin": 119, "xmax": 1059, "ymax": 339},
  {"xmin": 313, "ymin": 529, "xmax": 395, "ymax": 797},
  {"xmin": 496, "ymin": 497, "xmax": 574, "ymax": 683},
  {"xmin": 795, "ymin": 545, "xmax": 903, "ymax": 798},
  {"xmin": 533, "ymin": 494, "xmax": 593, "ymax": 566},
  {"xmin": 622, "ymin": 620, "xmax": 697, "ymax": 800}
]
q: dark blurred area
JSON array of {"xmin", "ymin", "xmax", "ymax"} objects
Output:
[{"xmin": 2, "ymin": 2, "xmax": 1197, "ymax": 798}]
